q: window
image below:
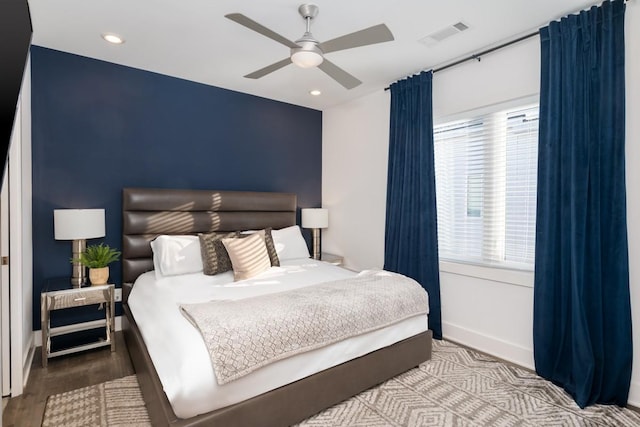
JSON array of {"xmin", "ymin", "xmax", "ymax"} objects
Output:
[{"xmin": 434, "ymin": 102, "xmax": 539, "ymax": 269}]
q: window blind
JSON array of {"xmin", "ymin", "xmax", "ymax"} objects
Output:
[{"xmin": 434, "ymin": 104, "xmax": 539, "ymax": 269}]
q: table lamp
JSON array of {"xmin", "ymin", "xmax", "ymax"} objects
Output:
[
  {"xmin": 301, "ymin": 208, "xmax": 328, "ymax": 260},
  {"xmin": 54, "ymin": 209, "xmax": 105, "ymax": 286}
]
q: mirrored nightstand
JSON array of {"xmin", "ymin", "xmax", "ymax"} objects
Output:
[
  {"xmin": 320, "ymin": 253, "xmax": 344, "ymax": 266},
  {"xmin": 40, "ymin": 279, "xmax": 115, "ymax": 367}
]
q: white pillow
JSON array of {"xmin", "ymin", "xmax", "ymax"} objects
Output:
[
  {"xmin": 271, "ymin": 225, "xmax": 310, "ymax": 261},
  {"xmin": 150, "ymin": 235, "xmax": 203, "ymax": 278}
]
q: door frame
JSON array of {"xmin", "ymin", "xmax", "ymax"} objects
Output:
[{"xmin": 1, "ymin": 163, "xmax": 10, "ymax": 397}]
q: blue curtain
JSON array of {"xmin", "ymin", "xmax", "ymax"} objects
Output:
[
  {"xmin": 385, "ymin": 71, "xmax": 442, "ymax": 339},
  {"xmin": 534, "ymin": 0, "xmax": 631, "ymax": 408}
]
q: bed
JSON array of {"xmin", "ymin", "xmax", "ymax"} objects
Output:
[{"xmin": 122, "ymin": 187, "xmax": 433, "ymax": 427}]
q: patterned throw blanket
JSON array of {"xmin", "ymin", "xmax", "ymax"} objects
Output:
[{"xmin": 180, "ymin": 270, "xmax": 429, "ymax": 385}]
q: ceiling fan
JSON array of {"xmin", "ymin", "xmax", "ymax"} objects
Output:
[{"xmin": 225, "ymin": 4, "xmax": 394, "ymax": 90}]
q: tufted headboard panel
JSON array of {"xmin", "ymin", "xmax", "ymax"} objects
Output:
[{"xmin": 122, "ymin": 187, "xmax": 297, "ymax": 284}]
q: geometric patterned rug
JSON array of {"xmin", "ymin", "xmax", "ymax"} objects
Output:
[
  {"xmin": 41, "ymin": 375, "xmax": 150, "ymax": 427},
  {"xmin": 298, "ymin": 340, "xmax": 640, "ymax": 426},
  {"xmin": 42, "ymin": 340, "xmax": 640, "ymax": 427}
]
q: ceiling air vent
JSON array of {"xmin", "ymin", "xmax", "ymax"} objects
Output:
[{"xmin": 419, "ymin": 22, "xmax": 469, "ymax": 46}]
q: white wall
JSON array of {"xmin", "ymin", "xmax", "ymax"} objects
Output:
[
  {"xmin": 322, "ymin": 90, "xmax": 390, "ymax": 269},
  {"xmin": 323, "ymin": 3, "xmax": 640, "ymax": 406}
]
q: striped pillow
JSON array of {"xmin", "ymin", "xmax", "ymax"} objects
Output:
[
  {"xmin": 240, "ymin": 228, "xmax": 280, "ymax": 267},
  {"xmin": 222, "ymin": 232, "xmax": 271, "ymax": 281}
]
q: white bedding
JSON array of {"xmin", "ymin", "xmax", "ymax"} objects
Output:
[{"xmin": 128, "ymin": 258, "xmax": 429, "ymax": 419}]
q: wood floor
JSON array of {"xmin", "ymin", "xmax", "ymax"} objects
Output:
[{"xmin": 2, "ymin": 331, "xmax": 134, "ymax": 427}]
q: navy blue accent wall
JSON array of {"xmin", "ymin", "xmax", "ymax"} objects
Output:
[{"xmin": 31, "ymin": 46, "xmax": 322, "ymax": 329}]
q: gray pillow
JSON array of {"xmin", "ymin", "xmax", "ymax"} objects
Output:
[
  {"xmin": 263, "ymin": 228, "xmax": 280, "ymax": 267},
  {"xmin": 198, "ymin": 232, "xmax": 238, "ymax": 275}
]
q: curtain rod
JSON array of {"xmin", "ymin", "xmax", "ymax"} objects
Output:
[
  {"xmin": 384, "ymin": 0, "xmax": 629, "ymax": 91},
  {"xmin": 384, "ymin": 30, "xmax": 538, "ymax": 91}
]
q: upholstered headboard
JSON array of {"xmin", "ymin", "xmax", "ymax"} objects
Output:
[{"xmin": 122, "ymin": 188, "xmax": 297, "ymax": 284}]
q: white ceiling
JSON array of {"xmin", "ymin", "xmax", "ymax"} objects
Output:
[{"xmin": 27, "ymin": 0, "xmax": 600, "ymax": 110}]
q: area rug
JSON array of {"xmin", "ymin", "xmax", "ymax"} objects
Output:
[
  {"xmin": 42, "ymin": 340, "xmax": 640, "ymax": 426},
  {"xmin": 42, "ymin": 375, "xmax": 150, "ymax": 427}
]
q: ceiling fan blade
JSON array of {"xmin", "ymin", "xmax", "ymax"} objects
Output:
[
  {"xmin": 225, "ymin": 13, "xmax": 299, "ymax": 49},
  {"xmin": 320, "ymin": 24, "xmax": 394, "ymax": 54},
  {"xmin": 317, "ymin": 59, "xmax": 362, "ymax": 90},
  {"xmin": 244, "ymin": 58, "xmax": 292, "ymax": 79}
]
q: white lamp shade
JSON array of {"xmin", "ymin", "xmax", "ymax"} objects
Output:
[
  {"xmin": 301, "ymin": 208, "xmax": 329, "ymax": 229},
  {"xmin": 54, "ymin": 209, "xmax": 105, "ymax": 240}
]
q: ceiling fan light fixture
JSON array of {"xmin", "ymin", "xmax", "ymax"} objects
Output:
[
  {"xmin": 291, "ymin": 50, "xmax": 323, "ymax": 68},
  {"xmin": 291, "ymin": 39, "xmax": 324, "ymax": 68}
]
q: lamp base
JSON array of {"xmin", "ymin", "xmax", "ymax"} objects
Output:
[
  {"xmin": 70, "ymin": 239, "xmax": 87, "ymax": 288},
  {"xmin": 311, "ymin": 228, "xmax": 321, "ymax": 260}
]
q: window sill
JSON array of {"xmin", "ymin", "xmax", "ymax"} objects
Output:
[{"xmin": 439, "ymin": 260, "xmax": 534, "ymax": 288}]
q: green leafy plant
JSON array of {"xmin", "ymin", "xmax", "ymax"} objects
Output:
[{"xmin": 71, "ymin": 243, "xmax": 121, "ymax": 268}]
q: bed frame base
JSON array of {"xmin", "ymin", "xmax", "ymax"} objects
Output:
[{"xmin": 124, "ymin": 304, "xmax": 432, "ymax": 427}]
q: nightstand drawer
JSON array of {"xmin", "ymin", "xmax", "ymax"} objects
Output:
[{"xmin": 47, "ymin": 288, "xmax": 109, "ymax": 310}]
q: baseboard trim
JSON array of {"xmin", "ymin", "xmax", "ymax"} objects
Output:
[
  {"xmin": 628, "ymin": 379, "xmax": 640, "ymax": 408},
  {"xmin": 22, "ymin": 335, "xmax": 35, "ymax": 389},
  {"xmin": 442, "ymin": 321, "xmax": 534, "ymax": 370}
]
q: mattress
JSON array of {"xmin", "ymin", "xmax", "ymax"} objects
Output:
[{"xmin": 128, "ymin": 258, "xmax": 429, "ymax": 419}]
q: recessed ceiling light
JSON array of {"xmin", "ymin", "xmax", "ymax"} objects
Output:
[
  {"xmin": 309, "ymin": 90, "xmax": 321, "ymax": 96},
  {"xmin": 101, "ymin": 33, "xmax": 125, "ymax": 44}
]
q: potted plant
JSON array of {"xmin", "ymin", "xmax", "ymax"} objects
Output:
[{"xmin": 71, "ymin": 243, "xmax": 121, "ymax": 285}]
